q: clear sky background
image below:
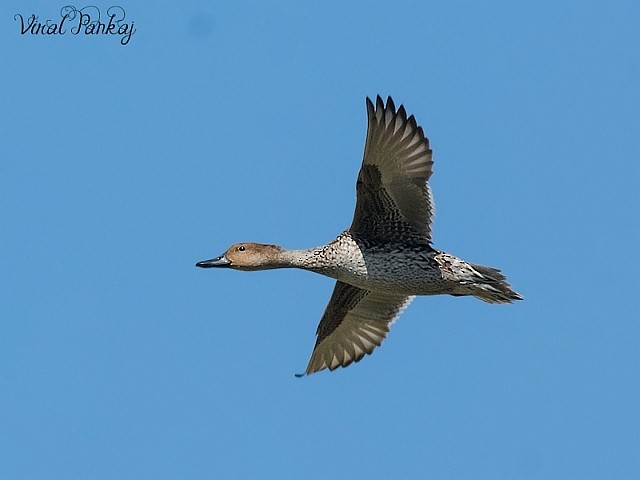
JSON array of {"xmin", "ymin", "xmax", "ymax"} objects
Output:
[{"xmin": 1, "ymin": 1, "xmax": 638, "ymax": 479}]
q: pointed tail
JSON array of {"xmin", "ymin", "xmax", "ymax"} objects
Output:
[{"xmin": 464, "ymin": 263, "xmax": 523, "ymax": 304}]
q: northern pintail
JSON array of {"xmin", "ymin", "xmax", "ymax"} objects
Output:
[{"xmin": 197, "ymin": 96, "xmax": 522, "ymax": 375}]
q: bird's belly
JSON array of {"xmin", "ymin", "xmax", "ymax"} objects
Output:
[{"xmin": 328, "ymin": 257, "xmax": 452, "ymax": 295}]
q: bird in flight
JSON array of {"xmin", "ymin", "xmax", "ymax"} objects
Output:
[{"xmin": 197, "ymin": 96, "xmax": 522, "ymax": 375}]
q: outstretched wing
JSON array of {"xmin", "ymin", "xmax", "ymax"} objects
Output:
[
  {"xmin": 350, "ymin": 96, "xmax": 434, "ymax": 243},
  {"xmin": 300, "ymin": 281, "xmax": 414, "ymax": 375}
]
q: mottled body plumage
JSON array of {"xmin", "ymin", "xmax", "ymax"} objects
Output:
[{"xmin": 288, "ymin": 231, "xmax": 518, "ymax": 302}]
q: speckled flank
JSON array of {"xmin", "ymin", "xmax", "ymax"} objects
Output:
[{"xmin": 197, "ymin": 96, "xmax": 522, "ymax": 375}]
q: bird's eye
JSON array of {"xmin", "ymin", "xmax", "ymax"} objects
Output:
[{"xmin": 238, "ymin": 245, "xmax": 245, "ymax": 252}]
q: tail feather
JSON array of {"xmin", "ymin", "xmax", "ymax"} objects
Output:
[{"xmin": 465, "ymin": 263, "xmax": 523, "ymax": 304}]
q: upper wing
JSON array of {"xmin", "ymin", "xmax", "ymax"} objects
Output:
[
  {"xmin": 300, "ymin": 281, "xmax": 414, "ymax": 375},
  {"xmin": 350, "ymin": 96, "xmax": 434, "ymax": 243}
]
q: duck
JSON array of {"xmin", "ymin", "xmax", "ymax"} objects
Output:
[{"xmin": 196, "ymin": 96, "xmax": 522, "ymax": 376}]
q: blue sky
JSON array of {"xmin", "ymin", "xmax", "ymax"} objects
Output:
[{"xmin": 1, "ymin": 1, "xmax": 638, "ymax": 479}]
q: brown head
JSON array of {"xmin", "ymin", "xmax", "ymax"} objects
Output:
[{"xmin": 196, "ymin": 242, "xmax": 286, "ymax": 271}]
